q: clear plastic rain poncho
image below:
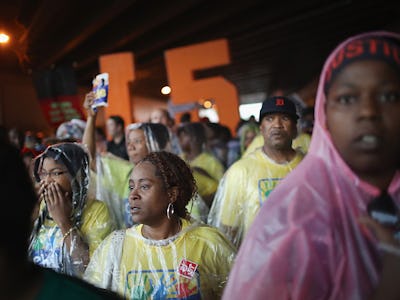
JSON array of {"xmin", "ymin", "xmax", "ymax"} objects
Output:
[
  {"xmin": 222, "ymin": 31, "xmax": 400, "ymax": 300},
  {"xmin": 29, "ymin": 143, "xmax": 114, "ymax": 277},
  {"xmin": 84, "ymin": 218, "xmax": 236, "ymax": 299},
  {"xmin": 95, "ymin": 123, "xmax": 209, "ymax": 228},
  {"xmin": 182, "ymin": 150, "xmax": 223, "ymax": 222},
  {"xmin": 208, "ymin": 146, "xmax": 304, "ymax": 247}
]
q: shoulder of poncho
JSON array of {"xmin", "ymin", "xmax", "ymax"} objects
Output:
[
  {"xmin": 228, "ymin": 148, "xmax": 262, "ymax": 171},
  {"xmin": 183, "ymin": 221, "xmax": 228, "ymax": 241},
  {"xmin": 104, "ymin": 229, "xmax": 126, "ymax": 245}
]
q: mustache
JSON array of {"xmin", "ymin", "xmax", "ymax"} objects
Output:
[{"xmin": 269, "ymin": 129, "xmax": 288, "ymax": 136}]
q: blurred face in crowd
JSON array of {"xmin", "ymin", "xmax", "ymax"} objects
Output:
[
  {"xmin": 326, "ymin": 60, "xmax": 400, "ymax": 179},
  {"xmin": 8, "ymin": 129, "xmax": 21, "ymax": 148},
  {"xmin": 106, "ymin": 118, "xmax": 122, "ymax": 138},
  {"xmin": 300, "ymin": 113, "xmax": 314, "ymax": 135},
  {"xmin": 244, "ymin": 130, "xmax": 257, "ymax": 150},
  {"xmin": 150, "ymin": 109, "xmax": 169, "ymax": 127},
  {"xmin": 260, "ymin": 113, "xmax": 297, "ymax": 151},
  {"xmin": 106, "ymin": 118, "xmax": 117, "ymax": 138},
  {"xmin": 178, "ymin": 131, "xmax": 191, "ymax": 153},
  {"xmin": 127, "ymin": 129, "xmax": 149, "ymax": 164}
]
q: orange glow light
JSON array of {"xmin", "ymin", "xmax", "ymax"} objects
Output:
[
  {"xmin": 203, "ymin": 100, "xmax": 212, "ymax": 109},
  {"xmin": 0, "ymin": 33, "xmax": 10, "ymax": 44}
]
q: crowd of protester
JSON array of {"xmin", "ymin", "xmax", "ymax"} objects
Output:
[{"xmin": 2, "ymin": 31, "xmax": 400, "ymax": 299}]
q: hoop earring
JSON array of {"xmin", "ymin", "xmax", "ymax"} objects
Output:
[{"xmin": 166, "ymin": 203, "xmax": 175, "ymax": 220}]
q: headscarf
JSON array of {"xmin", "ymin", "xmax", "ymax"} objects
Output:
[
  {"xmin": 32, "ymin": 142, "xmax": 90, "ymax": 235},
  {"xmin": 222, "ymin": 31, "xmax": 400, "ymax": 300}
]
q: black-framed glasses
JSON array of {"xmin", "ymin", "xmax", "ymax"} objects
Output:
[{"xmin": 38, "ymin": 170, "xmax": 69, "ymax": 180}]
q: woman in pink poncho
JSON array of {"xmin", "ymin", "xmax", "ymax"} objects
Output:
[{"xmin": 223, "ymin": 31, "xmax": 400, "ymax": 299}]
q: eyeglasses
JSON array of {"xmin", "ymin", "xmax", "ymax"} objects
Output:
[{"xmin": 38, "ymin": 170, "xmax": 69, "ymax": 180}]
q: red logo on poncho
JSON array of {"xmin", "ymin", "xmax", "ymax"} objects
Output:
[{"xmin": 178, "ymin": 259, "xmax": 198, "ymax": 279}]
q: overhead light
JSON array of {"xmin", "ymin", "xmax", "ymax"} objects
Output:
[
  {"xmin": 200, "ymin": 98, "xmax": 215, "ymax": 109},
  {"xmin": 161, "ymin": 85, "xmax": 171, "ymax": 95},
  {"xmin": 203, "ymin": 100, "xmax": 213, "ymax": 109},
  {"xmin": 0, "ymin": 33, "xmax": 10, "ymax": 44}
]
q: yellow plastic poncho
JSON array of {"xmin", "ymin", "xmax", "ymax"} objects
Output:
[
  {"xmin": 84, "ymin": 218, "xmax": 236, "ymax": 299},
  {"xmin": 208, "ymin": 147, "xmax": 303, "ymax": 247}
]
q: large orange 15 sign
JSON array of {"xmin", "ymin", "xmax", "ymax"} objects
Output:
[{"xmin": 165, "ymin": 39, "xmax": 239, "ymax": 133}]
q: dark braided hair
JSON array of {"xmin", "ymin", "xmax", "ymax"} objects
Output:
[{"xmin": 138, "ymin": 151, "xmax": 197, "ymax": 218}]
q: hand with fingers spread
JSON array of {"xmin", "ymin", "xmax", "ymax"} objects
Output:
[
  {"xmin": 31, "ymin": 181, "xmax": 47, "ymax": 221},
  {"xmin": 45, "ymin": 182, "xmax": 73, "ymax": 232},
  {"xmin": 38, "ymin": 180, "xmax": 48, "ymax": 196}
]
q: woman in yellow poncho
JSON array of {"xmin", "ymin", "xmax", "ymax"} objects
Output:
[{"xmin": 85, "ymin": 151, "xmax": 236, "ymax": 299}]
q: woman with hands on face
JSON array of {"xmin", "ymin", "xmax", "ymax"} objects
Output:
[{"xmin": 29, "ymin": 143, "xmax": 114, "ymax": 277}]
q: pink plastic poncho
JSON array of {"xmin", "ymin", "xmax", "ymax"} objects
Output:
[{"xmin": 222, "ymin": 31, "xmax": 400, "ymax": 300}]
